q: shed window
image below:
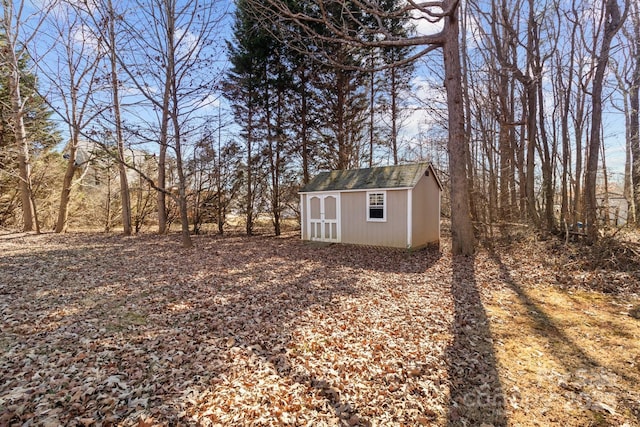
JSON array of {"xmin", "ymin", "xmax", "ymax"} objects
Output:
[{"xmin": 367, "ymin": 192, "xmax": 386, "ymax": 221}]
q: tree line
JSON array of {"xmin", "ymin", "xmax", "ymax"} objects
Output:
[{"xmin": 0, "ymin": 0, "xmax": 638, "ymax": 254}]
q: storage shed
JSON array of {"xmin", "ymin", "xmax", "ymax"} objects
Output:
[{"xmin": 299, "ymin": 162, "xmax": 442, "ymax": 249}]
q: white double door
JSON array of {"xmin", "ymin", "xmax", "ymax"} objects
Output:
[{"xmin": 308, "ymin": 193, "xmax": 340, "ymax": 242}]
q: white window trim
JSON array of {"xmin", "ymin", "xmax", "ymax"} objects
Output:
[{"xmin": 366, "ymin": 191, "xmax": 387, "ymax": 222}]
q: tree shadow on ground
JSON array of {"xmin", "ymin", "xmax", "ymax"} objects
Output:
[
  {"xmin": 1, "ymin": 231, "xmax": 467, "ymax": 425},
  {"xmin": 485, "ymin": 243, "xmax": 640, "ymax": 423},
  {"xmin": 5, "ymin": 232, "xmax": 449, "ymax": 425},
  {"xmin": 0, "ymin": 233, "xmax": 367, "ymax": 424},
  {"xmin": 446, "ymin": 254, "xmax": 507, "ymax": 426}
]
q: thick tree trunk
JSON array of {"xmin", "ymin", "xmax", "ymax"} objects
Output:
[
  {"xmin": 443, "ymin": 0, "xmax": 475, "ymax": 256},
  {"xmin": 9, "ymin": 71, "xmax": 36, "ymax": 232},
  {"xmin": 14, "ymin": 108, "xmax": 35, "ymax": 232},
  {"xmin": 585, "ymin": 0, "xmax": 624, "ymax": 242},
  {"xmin": 498, "ymin": 73, "xmax": 512, "ymax": 221},
  {"xmin": 55, "ymin": 140, "xmax": 77, "ymax": 233}
]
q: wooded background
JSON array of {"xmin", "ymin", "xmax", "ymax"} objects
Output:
[{"xmin": 0, "ymin": 0, "xmax": 638, "ymax": 252}]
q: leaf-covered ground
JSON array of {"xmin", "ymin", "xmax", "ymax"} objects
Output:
[{"xmin": 0, "ymin": 231, "xmax": 639, "ymax": 426}]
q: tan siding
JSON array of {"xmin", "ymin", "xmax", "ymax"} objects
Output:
[
  {"xmin": 341, "ymin": 190, "xmax": 408, "ymax": 248},
  {"xmin": 411, "ymin": 173, "xmax": 441, "ymax": 246}
]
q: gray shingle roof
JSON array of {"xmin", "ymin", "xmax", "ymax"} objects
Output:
[{"xmin": 300, "ymin": 163, "xmax": 437, "ymax": 193}]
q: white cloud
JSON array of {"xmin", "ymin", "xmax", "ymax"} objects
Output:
[
  {"xmin": 411, "ymin": 7, "xmax": 444, "ymax": 37},
  {"xmin": 196, "ymin": 93, "xmax": 221, "ymax": 111},
  {"xmin": 175, "ymin": 27, "xmax": 201, "ymax": 60},
  {"xmin": 71, "ymin": 23, "xmax": 102, "ymax": 51}
]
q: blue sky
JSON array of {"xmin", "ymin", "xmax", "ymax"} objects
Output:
[{"xmin": 21, "ymin": 0, "xmax": 633, "ymax": 183}]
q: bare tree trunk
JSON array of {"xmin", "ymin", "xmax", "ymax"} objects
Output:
[
  {"xmin": 601, "ymin": 142, "xmax": 610, "ymax": 226},
  {"xmin": 460, "ymin": 8, "xmax": 478, "ymax": 224},
  {"xmin": 157, "ymin": 12, "xmax": 173, "ymax": 235},
  {"xmin": 106, "ymin": 0, "xmax": 132, "ymax": 236},
  {"xmin": 265, "ymin": 65, "xmax": 283, "ymax": 237},
  {"xmin": 369, "ymin": 56, "xmax": 375, "ymax": 167},
  {"xmin": 246, "ymin": 108, "xmax": 254, "ymax": 236},
  {"xmin": 55, "ymin": 136, "xmax": 77, "ymax": 233},
  {"xmin": 559, "ymin": 41, "xmax": 575, "ymax": 229},
  {"xmin": 300, "ymin": 69, "xmax": 310, "ymax": 184},
  {"xmin": 444, "ymin": 0, "xmax": 475, "ymax": 255},
  {"xmin": 161, "ymin": 0, "xmax": 194, "ymax": 248},
  {"xmin": 336, "ymin": 69, "xmax": 349, "ymax": 169},
  {"xmin": 391, "ymin": 67, "xmax": 399, "ymax": 166},
  {"xmin": 630, "ymin": 3, "xmax": 640, "ymax": 225},
  {"xmin": 585, "ymin": 0, "xmax": 626, "ymax": 242},
  {"xmin": 626, "ymin": 140, "xmax": 636, "ymax": 224},
  {"xmin": 573, "ymin": 115, "xmax": 584, "ymax": 227},
  {"xmin": 538, "ymin": 81, "xmax": 555, "ymax": 231},
  {"xmin": 11, "ymin": 81, "xmax": 36, "ymax": 232},
  {"xmin": 158, "ymin": 75, "xmax": 170, "ymax": 235},
  {"xmin": 525, "ymin": 87, "xmax": 538, "ymax": 224},
  {"xmin": 105, "ymin": 168, "xmax": 112, "ymax": 232},
  {"xmin": 2, "ymin": 0, "xmax": 36, "ymax": 232},
  {"xmin": 217, "ymin": 108, "xmax": 225, "ymax": 234},
  {"xmin": 631, "ymin": 65, "xmax": 640, "ymax": 225},
  {"xmin": 157, "ymin": 144, "xmax": 168, "ymax": 233},
  {"xmin": 171, "ymin": 111, "xmax": 193, "ymax": 248}
]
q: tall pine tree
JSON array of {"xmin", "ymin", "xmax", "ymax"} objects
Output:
[
  {"xmin": 378, "ymin": 0, "xmax": 415, "ymax": 165},
  {"xmin": 224, "ymin": 0, "xmax": 272, "ymax": 235}
]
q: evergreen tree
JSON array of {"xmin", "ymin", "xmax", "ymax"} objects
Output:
[
  {"xmin": 315, "ymin": 57, "xmax": 369, "ymax": 169},
  {"xmin": 223, "ymin": 0, "xmax": 272, "ymax": 235},
  {"xmin": 377, "ymin": 0, "xmax": 415, "ymax": 165},
  {"xmin": 311, "ymin": 1, "xmax": 370, "ymax": 170},
  {"xmin": 0, "ymin": 35, "xmax": 60, "ymax": 227}
]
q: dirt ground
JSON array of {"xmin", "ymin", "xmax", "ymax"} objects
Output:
[{"xmin": 0, "ymin": 230, "xmax": 639, "ymax": 426}]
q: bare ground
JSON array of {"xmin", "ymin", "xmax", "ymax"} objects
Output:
[{"xmin": 0, "ymin": 231, "xmax": 639, "ymax": 426}]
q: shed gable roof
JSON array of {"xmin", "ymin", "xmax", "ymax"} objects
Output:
[{"xmin": 300, "ymin": 162, "xmax": 440, "ymax": 193}]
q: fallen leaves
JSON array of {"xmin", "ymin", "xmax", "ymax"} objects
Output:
[
  {"xmin": 0, "ymin": 233, "xmax": 453, "ymax": 425},
  {"xmin": 0, "ymin": 231, "xmax": 639, "ymax": 426}
]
